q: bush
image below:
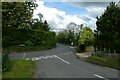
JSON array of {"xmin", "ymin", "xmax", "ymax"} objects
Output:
[
  {"xmin": 25, "ymin": 40, "xmax": 33, "ymax": 46},
  {"xmin": 29, "ymin": 30, "xmax": 56, "ymax": 47}
]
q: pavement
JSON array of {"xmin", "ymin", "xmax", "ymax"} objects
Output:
[{"xmin": 9, "ymin": 43, "xmax": 119, "ymax": 79}]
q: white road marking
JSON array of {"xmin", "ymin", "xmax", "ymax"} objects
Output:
[
  {"xmin": 25, "ymin": 52, "xmax": 72, "ymax": 61},
  {"xmin": 54, "ymin": 55, "xmax": 70, "ymax": 64},
  {"xmin": 23, "ymin": 53, "xmax": 26, "ymax": 59},
  {"xmin": 32, "ymin": 58, "xmax": 35, "ymax": 61},
  {"xmin": 26, "ymin": 58, "xmax": 29, "ymax": 60},
  {"xmin": 69, "ymin": 46, "xmax": 74, "ymax": 48},
  {"xmin": 34, "ymin": 57, "xmax": 40, "ymax": 61},
  {"xmin": 94, "ymin": 74, "xmax": 109, "ymax": 80},
  {"xmin": 42, "ymin": 56, "xmax": 48, "ymax": 59}
]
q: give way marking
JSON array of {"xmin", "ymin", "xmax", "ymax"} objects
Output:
[
  {"xmin": 25, "ymin": 55, "xmax": 70, "ymax": 64},
  {"xmin": 54, "ymin": 55, "xmax": 70, "ymax": 64}
]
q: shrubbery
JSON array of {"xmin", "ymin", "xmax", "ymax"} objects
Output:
[
  {"xmin": 86, "ymin": 55, "xmax": 120, "ymax": 69},
  {"xmin": 27, "ymin": 30, "xmax": 56, "ymax": 47}
]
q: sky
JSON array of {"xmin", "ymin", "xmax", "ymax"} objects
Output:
[{"xmin": 33, "ymin": 0, "xmax": 119, "ymax": 32}]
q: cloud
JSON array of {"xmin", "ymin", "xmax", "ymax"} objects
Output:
[
  {"xmin": 86, "ymin": 6, "xmax": 106, "ymax": 18},
  {"xmin": 61, "ymin": 2, "xmax": 108, "ymax": 18},
  {"xmin": 33, "ymin": 1, "xmax": 87, "ymax": 32},
  {"xmin": 78, "ymin": 15, "xmax": 97, "ymax": 30}
]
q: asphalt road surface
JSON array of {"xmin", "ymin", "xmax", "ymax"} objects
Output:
[{"xmin": 9, "ymin": 43, "xmax": 119, "ymax": 79}]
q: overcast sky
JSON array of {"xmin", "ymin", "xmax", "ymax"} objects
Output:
[{"xmin": 33, "ymin": 0, "xmax": 119, "ymax": 32}]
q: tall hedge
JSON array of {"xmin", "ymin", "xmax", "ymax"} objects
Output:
[{"xmin": 25, "ymin": 30, "xmax": 56, "ymax": 47}]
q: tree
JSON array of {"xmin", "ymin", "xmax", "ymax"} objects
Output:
[
  {"xmin": 78, "ymin": 27, "xmax": 94, "ymax": 46},
  {"xmin": 2, "ymin": 2, "xmax": 37, "ymax": 47},
  {"xmin": 57, "ymin": 29, "xmax": 70, "ymax": 44},
  {"xmin": 43, "ymin": 20, "xmax": 50, "ymax": 31},
  {"xmin": 67, "ymin": 22, "xmax": 82, "ymax": 45},
  {"xmin": 38, "ymin": 13, "xmax": 43, "ymax": 21},
  {"xmin": 95, "ymin": 2, "xmax": 120, "ymax": 53},
  {"xmin": 32, "ymin": 18, "xmax": 44, "ymax": 30},
  {"xmin": 77, "ymin": 27, "xmax": 94, "ymax": 52}
]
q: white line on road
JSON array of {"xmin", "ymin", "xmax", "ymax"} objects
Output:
[
  {"xmin": 54, "ymin": 55, "xmax": 70, "ymax": 64},
  {"xmin": 23, "ymin": 53, "xmax": 26, "ymax": 59},
  {"xmin": 69, "ymin": 46, "xmax": 74, "ymax": 48},
  {"xmin": 94, "ymin": 74, "xmax": 109, "ymax": 80}
]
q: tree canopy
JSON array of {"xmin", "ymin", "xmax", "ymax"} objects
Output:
[
  {"xmin": 95, "ymin": 2, "xmax": 120, "ymax": 53},
  {"xmin": 78, "ymin": 27, "xmax": 94, "ymax": 46},
  {"xmin": 2, "ymin": 2, "xmax": 37, "ymax": 47}
]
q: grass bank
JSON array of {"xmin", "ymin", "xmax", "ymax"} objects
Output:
[
  {"xmin": 86, "ymin": 55, "xmax": 120, "ymax": 70},
  {"xmin": 2, "ymin": 60, "xmax": 35, "ymax": 79},
  {"xmin": 3, "ymin": 45, "xmax": 56, "ymax": 53}
]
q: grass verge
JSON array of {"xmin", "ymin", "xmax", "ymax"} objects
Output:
[
  {"xmin": 86, "ymin": 55, "xmax": 120, "ymax": 70},
  {"xmin": 3, "ymin": 45, "xmax": 56, "ymax": 53},
  {"xmin": 2, "ymin": 60, "xmax": 35, "ymax": 79}
]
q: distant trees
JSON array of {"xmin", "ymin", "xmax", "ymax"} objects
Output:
[
  {"xmin": 57, "ymin": 29, "xmax": 71, "ymax": 44},
  {"xmin": 57, "ymin": 22, "xmax": 82, "ymax": 45},
  {"xmin": 57, "ymin": 21, "xmax": 94, "ymax": 49},
  {"xmin": 95, "ymin": 2, "xmax": 120, "ymax": 53}
]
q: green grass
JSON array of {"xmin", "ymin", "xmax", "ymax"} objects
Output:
[
  {"xmin": 86, "ymin": 55, "xmax": 120, "ymax": 70},
  {"xmin": 2, "ymin": 60, "xmax": 35, "ymax": 78},
  {"xmin": 3, "ymin": 45, "xmax": 56, "ymax": 53}
]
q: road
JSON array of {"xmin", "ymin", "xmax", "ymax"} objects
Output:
[{"xmin": 9, "ymin": 44, "xmax": 119, "ymax": 79}]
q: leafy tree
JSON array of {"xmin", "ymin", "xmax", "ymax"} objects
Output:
[
  {"xmin": 78, "ymin": 27, "xmax": 94, "ymax": 46},
  {"xmin": 2, "ymin": 2, "xmax": 37, "ymax": 47},
  {"xmin": 32, "ymin": 19, "xmax": 50, "ymax": 32},
  {"xmin": 67, "ymin": 22, "xmax": 83, "ymax": 45},
  {"xmin": 32, "ymin": 18, "xmax": 44, "ymax": 30},
  {"xmin": 95, "ymin": 2, "xmax": 120, "ymax": 53},
  {"xmin": 77, "ymin": 27, "xmax": 94, "ymax": 52}
]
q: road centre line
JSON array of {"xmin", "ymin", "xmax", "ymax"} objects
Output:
[
  {"xmin": 54, "ymin": 55, "xmax": 70, "ymax": 64},
  {"xmin": 94, "ymin": 74, "xmax": 109, "ymax": 80}
]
